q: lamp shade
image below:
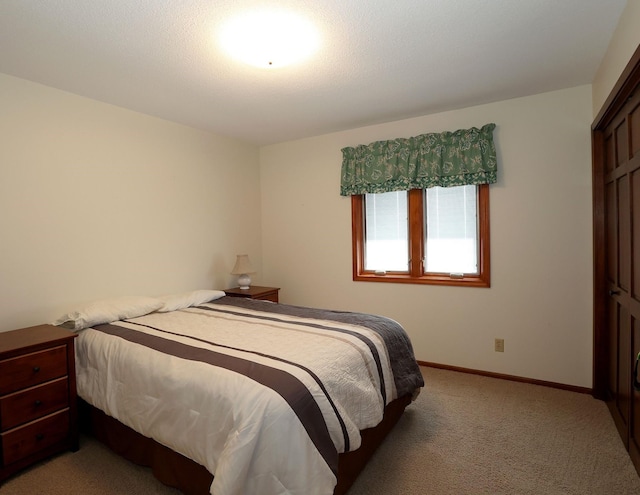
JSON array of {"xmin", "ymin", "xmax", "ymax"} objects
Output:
[{"xmin": 231, "ymin": 254, "xmax": 256, "ymax": 275}]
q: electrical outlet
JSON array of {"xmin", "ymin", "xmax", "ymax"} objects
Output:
[{"xmin": 495, "ymin": 338, "xmax": 505, "ymax": 352}]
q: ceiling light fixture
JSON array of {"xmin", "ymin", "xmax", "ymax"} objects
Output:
[{"xmin": 219, "ymin": 9, "xmax": 320, "ymax": 68}]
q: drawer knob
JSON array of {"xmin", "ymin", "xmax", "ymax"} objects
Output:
[
  {"xmin": 34, "ymin": 399, "xmax": 42, "ymax": 407},
  {"xmin": 33, "ymin": 366, "xmax": 40, "ymax": 373},
  {"xmin": 36, "ymin": 433, "xmax": 44, "ymax": 441}
]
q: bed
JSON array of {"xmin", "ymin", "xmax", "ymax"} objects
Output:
[{"xmin": 55, "ymin": 290, "xmax": 424, "ymax": 495}]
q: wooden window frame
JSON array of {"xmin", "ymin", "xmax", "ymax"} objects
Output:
[{"xmin": 351, "ymin": 185, "xmax": 491, "ymax": 287}]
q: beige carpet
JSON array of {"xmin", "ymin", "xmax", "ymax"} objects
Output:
[{"xmin": 3, "ymin": 367, "xmax": 640, "ymax": 495}]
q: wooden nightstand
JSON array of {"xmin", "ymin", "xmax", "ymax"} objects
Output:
[
  {"xmin": 0, "ymin": 324, "xmax": 78, "ymax": 482},
  {"xmin": 225, "ymin": 286, "xmax": 280, "ymax": 303}
]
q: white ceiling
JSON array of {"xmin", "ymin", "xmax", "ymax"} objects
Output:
[{"xmin": 0, "ymin": 0, "xmax": 627, "ymax": 146}]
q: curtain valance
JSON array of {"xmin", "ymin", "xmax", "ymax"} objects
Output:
[{"xmin": 340, "ymin": 123, "xmax": 497, "ymax": 196}]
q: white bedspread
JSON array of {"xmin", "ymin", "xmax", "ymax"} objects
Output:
[{"xmin": 74, "ymin": 300, "xmax": 410, "ymax": 495}]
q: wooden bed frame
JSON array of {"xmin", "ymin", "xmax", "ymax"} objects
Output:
[{"xmin": 79, "ymin": 393, "xmax": 412, "ymax": 495}]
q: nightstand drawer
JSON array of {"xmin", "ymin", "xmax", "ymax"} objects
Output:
[
  {"xmin": 256, "ymin": 292, "xmax": 279, "ymax": 302},
  {"xmin": 0, "ymin": 346, "xmax": 68, "ymax": 395},
  {"xmin": 225, "ymin": 286, "xmax": 280, "ymax": 303},
  {"xmin": 1, "ymin": 409, "xmax": 70, "ymax": 465},
  {"xmin": 0, "ymin": 377, "xmax": 69, "ymax": 430}
]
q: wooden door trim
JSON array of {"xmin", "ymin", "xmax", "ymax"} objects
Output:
[
  {"xmin": 592, "ymin": 43, "xmax": 640, "ymax": 400},
  {"xmin": 593, "ymin": 45, "xmax": 640, "ymax": 131}
]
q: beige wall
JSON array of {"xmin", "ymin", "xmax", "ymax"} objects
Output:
[
  {"xmin": 592, "ymin": 0, "xmax": 640, "ymax": 117},
  {"xmin": 260, "ymin": 85, "xmax": 593, "ymax": 388},
  {"xmin": 0, "ymin": 73, "xmax": 261, "ymax": 332}
]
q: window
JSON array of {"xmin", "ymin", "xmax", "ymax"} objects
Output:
[
  {"xmin": 341, "ymin": 123, "xmax": 496, "ymax": 287},
  {"xmin": 351, "ymin": 184, "xmax": 490, "ymax": 287}
]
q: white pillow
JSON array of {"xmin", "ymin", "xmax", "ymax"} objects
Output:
[
  {"xmin": 157, "ymin": 290, "xmax": 226, "ymax": 312},
  {"xmin": 53, "ymin": 296, "xmax": 164, "ymax": 331}
]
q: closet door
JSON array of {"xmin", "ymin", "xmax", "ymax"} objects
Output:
[
  {"xmin": 628, "ymin": 92, "xmax": 640, "ymax": 467},
  {"xmin": 602, "ymin": 87, "xmax": 640, "ymax": 469}
]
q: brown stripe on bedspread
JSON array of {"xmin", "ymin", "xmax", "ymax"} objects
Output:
[
  {"xmin": 93, "ymin": 323, "xmax": 338, "ymax": 475},
  {"xmin": 195, "ymin": 304, "xmax": 387, "ymax": 406},
  {"xmin": 212, "ymin": 297, "xmax": 425, "ymax": 398},
  {"xmin": 127, "ymin": 319, "xmax": 351, "ymax": 453}
]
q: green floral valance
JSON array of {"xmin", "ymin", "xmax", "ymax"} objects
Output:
[{"xmin": 340, "ymin": 123, "xmax": 497, "ymax": 196}]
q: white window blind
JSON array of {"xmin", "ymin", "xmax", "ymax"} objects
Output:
[
  {"xmin": 364, "ymin": 191, "xmax": 409, "ymax": 271},
  {"xmin": 425, "ymin": 185, "xmax": 478, "ymax": 274}
]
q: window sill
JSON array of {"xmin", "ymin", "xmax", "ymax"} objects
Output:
[{"xmin": 353, "ymin": 272, "xmax": 490, "ymax": 288}]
